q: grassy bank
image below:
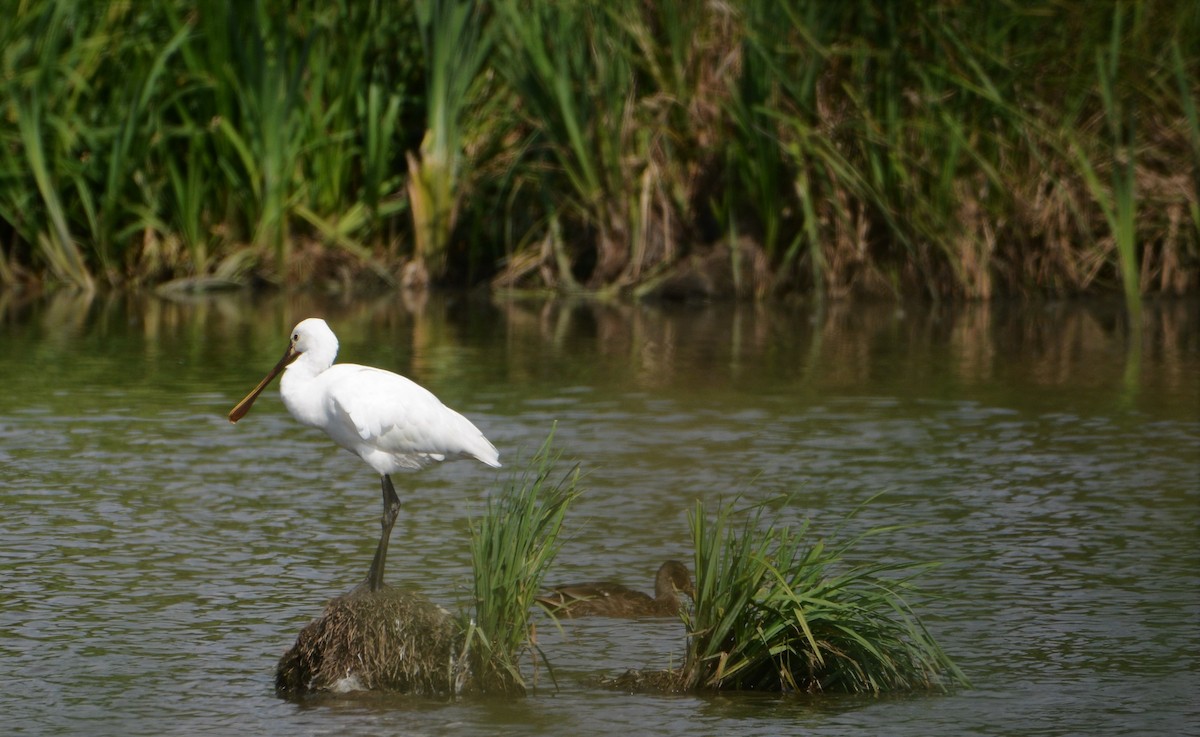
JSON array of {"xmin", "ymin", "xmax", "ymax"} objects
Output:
[{"xmin": 1, "ymin": 1, "xmax": 1195, "ymax": 300}]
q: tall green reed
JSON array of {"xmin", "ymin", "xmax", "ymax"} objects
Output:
[
  {"xmin": 408, "ymin": 0, "xmax": 491, "ymax": 280},
  {"xmin": 216, "ymin": 1, "xmax": 311, "ymax": 273},
  {"xmin": 2, "ymin": 1, "xmax": 99, "ymax": 289},
  {"xmin": 15, "ymin": 99, "xmax": 93, "ymax": 290},
  {"xmin": 1098, "ymin": 4, "xmax": 1140, "ymax": 317},
  {"xmin": 93, "ymin": 13, "xmax": 190, "ymax": 280},
  {"xmin": 725, "ymin": 2, "xmax": 789, "ymax": 264},
  {"xmin": 163, "ymin": 134, "xmax": 212, "ymax": 275},
  {"xmin": 362, "ymin": 83, "xmax": 407, "ymax": 223},
  {"xmin": 494, "ymin": 0, "xmax": 640, "ymax": 287},
  {"xmin": 1174, "ymin": 41, "xmax": 1200, "ymax": 236},
  {"xmin": 463, "ymin": 432, "xmax": 579, "ymax": 695},
  {"xmin": 0, "ymin": 0, "xmax": 1193, "ymax": 296}
]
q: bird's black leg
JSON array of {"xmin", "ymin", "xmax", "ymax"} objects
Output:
[{"xmin": 364, "ymin": 474, "xmax": 401, "ymax": 592}]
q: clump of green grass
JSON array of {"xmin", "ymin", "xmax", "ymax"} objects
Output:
[
  {"xmin": 461, "ymin": 430, "xmax": 580, "ymax": 695},
  {"xmin": 680, "ymin": 496, "xmax": 967, "ymax": 694}
]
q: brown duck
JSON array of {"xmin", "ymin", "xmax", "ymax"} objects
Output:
[{"xmin": 536, "ymin": 560, "xmax": 695, "ymax": 618}]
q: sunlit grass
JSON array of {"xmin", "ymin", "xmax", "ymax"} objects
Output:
[
  {"xmin": 462, "ymin": 430, "xmax": 580, "ymax": 695},
  {"xmin": 680, "ymin": 496, "xmax": 967, "ymax": 694}
]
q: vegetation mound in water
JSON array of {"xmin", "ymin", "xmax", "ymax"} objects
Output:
[
  {"xmin": 275, "ymin": 587, "xmax": 466, "ymax": 697},
  {"xmin": 275, "ymin": 432, "xmax": 578, "ymax": 698},
  {"xmin": 680, "ymin": 495, "xmax": 967, "ymax": 694},
  {"xmin": 599, "ymin": 495, "xmax": 969, "ymax": 696}
]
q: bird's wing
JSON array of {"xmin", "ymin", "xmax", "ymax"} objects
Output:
[{"xmin": 322, "ymin": 364, "xmax": 499, "ymax": 468}]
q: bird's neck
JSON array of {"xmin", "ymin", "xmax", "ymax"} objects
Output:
[
  {"xmin": 285, "ymin": 353, "xmax": 330, "ymax": 381},
  {"xmin": 279, "ymin": 356, "xmax": 332, "ymax": 428}
]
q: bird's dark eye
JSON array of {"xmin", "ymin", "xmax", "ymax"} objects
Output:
[{"xmin": 292, "ymin": 333, "xmax": 299, "ymax": 342}]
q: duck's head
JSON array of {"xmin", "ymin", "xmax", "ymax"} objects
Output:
[{"xmin": 655, "ymin": 560, "xmax": 695, "ymax": 600}]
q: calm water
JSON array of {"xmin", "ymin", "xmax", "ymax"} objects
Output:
[{"xmin": 1, "ymin": 291, "xmax": 1197, "ymax": 736}]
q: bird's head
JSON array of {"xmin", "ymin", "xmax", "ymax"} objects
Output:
[
  {"xmin": 289, "ymin": 317, "xmax": 339, "ymax": 361},
  {"xmin": 228, "ymin": 317, "xmax": 338, "ymax": 424}
]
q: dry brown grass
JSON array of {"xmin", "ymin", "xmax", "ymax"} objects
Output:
[{"xmin": 275, "ymin": 587, "xmax": 467, "ymax": 697}]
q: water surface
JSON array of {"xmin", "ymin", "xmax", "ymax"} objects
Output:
[{"xmin": 1, "ymin": 291, "xmax": 1197, "ymax": 736}]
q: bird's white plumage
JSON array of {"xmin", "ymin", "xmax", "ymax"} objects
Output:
[{"xmin": 278, "ymin": 318, "xmax": 500, "ymax": 475}]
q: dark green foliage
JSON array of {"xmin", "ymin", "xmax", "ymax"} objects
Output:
[
  {"xmin": 0, "ymin": 0, "xmax": 425, "ymax": 288},
  {"xmin": 0, "ymin": 0, "xmax": 1194, "ymax": 299}
]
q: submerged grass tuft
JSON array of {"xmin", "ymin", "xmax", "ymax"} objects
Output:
[{"xmin": 680, "ymin": 495, "xmax": 967, "ymax": 694}]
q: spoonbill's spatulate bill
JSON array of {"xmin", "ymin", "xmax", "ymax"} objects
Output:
[{"xmin": 228, "ymin": 317, "xmax": 500, "ymax": 591}]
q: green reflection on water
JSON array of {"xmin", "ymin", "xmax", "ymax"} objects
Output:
[{"xmin": 5, "ymin": 291, "xmax": 1197, "ymax": 421}]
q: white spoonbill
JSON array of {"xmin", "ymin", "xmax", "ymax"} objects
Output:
[{"xmin": 228, "ymin": 317, "xmax": 500, "ymax": 591}]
